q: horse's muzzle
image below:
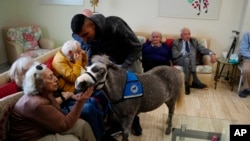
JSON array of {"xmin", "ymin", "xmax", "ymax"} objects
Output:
[{"xmin": 75, "ymin": 80, "xmax": 94, "ymax": 92}]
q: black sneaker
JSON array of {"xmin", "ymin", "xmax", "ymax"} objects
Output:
[
  {"xmin": 239, "ymin": 89, "xmax": 250, "ymax": 98},
  {"xmin": 101, "ymin": 133, "xmax": 118, "ymax": 141},
  {"xmin": 191, "ymin": 82, "xmax": 207, "ymax": 89},
  {"xmin": 105, "ymin": 124, "xmax": 122, "ymax": 137},
  {"xmin": 185, "ymin": 82, "xmax": 190, "ymax": 95}
]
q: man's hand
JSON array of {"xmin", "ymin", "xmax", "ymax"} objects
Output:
[{"xmin": 210, "ymin": 54, "xmax": 217, "ymax": 63}]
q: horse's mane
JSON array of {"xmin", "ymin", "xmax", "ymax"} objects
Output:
[
  {"xmin": 91, "ymin": 55, "xmax": 111, "ymax": 65},
  {"xmin": 91, "ymin": 55, "xmax": 119, "ymax": 70}
]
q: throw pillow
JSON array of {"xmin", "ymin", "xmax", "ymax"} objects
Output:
[
  {"xmin": 196, "ymin": 65, "xmax": 212, "ymax": 73},
  {"xmin": 22, "ymin": 32, "xmax": 40, "ymax": 51},
  {"xmin": 0, "ymin": 81, "xmax": 19, "ymax": 99},
  {"xmin": 165, "ymin": 39, "xmax": 174, "ymax": 48},
  {"xmin": 44, "ymin": 56, "xmax": 54, "ymax": 70},
  {"xmin": 199, "ymin": 39, "xmax": 208, "ymax": 48}
]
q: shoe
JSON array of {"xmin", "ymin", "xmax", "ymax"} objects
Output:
[
  {"xmin": 239, "ymin": 89, "xmax": 250, "ymax": 98},
  {"xmin": 185, "ymin": 82, "xmax": 190, "ymax": 95},
  {"xmin": 191, "ymin": 82, "xmax": 207, "ymax": 89},
  {"xmin": 105, "ymin": 124, "xmax": 122, "ymax": 137},
  {"xmin": 131, "ymin": 115, "xmax": 142, "ymax": 136},
  {"xmin": 101, "ymin": 133, "xmax": 118, "ymax": 141}
]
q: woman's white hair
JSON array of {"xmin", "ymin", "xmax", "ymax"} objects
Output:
[
  {"xmin": 22, "ymin": 64, "xmax": 47, "ymax": 95},
  {"xmin": 61, "ymin": 40, "xmax": 81, "ymax": 56},
  {"xmin": 8, "ymin": 56, "xmax": 40, "ymax": 87},
  {"xmin": 150, "ymin": 31, "xmax": 164, "ymax": 42}
]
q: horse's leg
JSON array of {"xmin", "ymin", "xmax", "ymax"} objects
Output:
[
  {"xmin": 165, "ymin": 101, "xmax": 175, "ymax": 135},
  {"xmin": 120, "ymin": 115, "xmax": 134, "ymax": 141}
]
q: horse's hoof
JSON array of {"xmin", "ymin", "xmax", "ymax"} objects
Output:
[
  {"xmin": 131, "ymin": 129, "xmax": 142, "ymax": 136},
  {"xmin": 131, "ymin": 124, "xmax": 142, "ymax": 136},
  {"xmin": 131, "ymin": 116, "xmax": 142, "ymax": 136},
  {"xmin": 165, "ymin": 128, "xmax": 171, "ymax": 135}
]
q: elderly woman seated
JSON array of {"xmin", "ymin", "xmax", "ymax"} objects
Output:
[
  {"xmin": 142, "ymin": 31, "xmax": 172, "ymax": 72},
  {"xmin": 9, "ymin": 64, "xmax": 96, "ymax": 141}
]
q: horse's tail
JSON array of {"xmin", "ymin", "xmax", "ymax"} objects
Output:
[{"xmin": 175, "ymin": 71, "xmax": 185, "ymax": 109}]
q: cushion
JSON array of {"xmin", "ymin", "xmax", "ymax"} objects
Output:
[
  {"xmin": 199, "ymin": 39, "xmax": 208, "ymax": 48},
  {"xmin": 174, "ymin": 65, "xmax": 212, "ymax": 74},
  {"xmin": 6, "ymin": 25, "xmax": 42, "ymax": 51},
  {"xmin": 0, "ymin": 92, "xmax": 23, "ymax": 141},
  {"xmin": 196, "ymin": 65, "xmax": 212, "ymax": 73},
  {"xmin": 44, "ymin": 56, "xmax": 54, "ymax": 70},
  {"xmin": 0, "ymin": 81, "xmax": 19, "ymax": 99},
  {"xmin": 165, "ymin": 38, "xmax": 174, "ymax": 48},
  {"xmin": 20, "ymin": 49, "xmax": 51, "ymax": 59}
]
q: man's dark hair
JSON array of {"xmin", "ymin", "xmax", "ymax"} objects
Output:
[{"xmin": 71, "ymin": 14, "xmax": 87, "ymax": 34}]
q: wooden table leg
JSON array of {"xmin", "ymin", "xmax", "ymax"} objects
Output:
[
  {"xmin": 231, "ymin": 65, "xmax": 237, "ymax": 91},
  {"xmin": 214, "ymin": 62, "xmax": 221, "ymax": 89}
]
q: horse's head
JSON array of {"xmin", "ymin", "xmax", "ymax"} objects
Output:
[{"xmin": 75, "ymin": 55, "xmax": 111, "ymax": 92}]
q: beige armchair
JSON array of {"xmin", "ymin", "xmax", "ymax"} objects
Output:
[{"xmin": 3, "ymin": 25, "xmax": 55, "ymax": 64}]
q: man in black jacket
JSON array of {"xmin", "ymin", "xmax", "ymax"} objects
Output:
[
  {"xmin": 71, "ymin": 13, "xmax": 143, "ymax": 137},
  {"xmin": 71, "ymin": 13, "xmax": 142, "ymax": 73}
]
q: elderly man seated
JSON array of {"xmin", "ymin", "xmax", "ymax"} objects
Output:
[{"xmin": 172, "ymin": 27, "xmax": 216, "ymax": 95}]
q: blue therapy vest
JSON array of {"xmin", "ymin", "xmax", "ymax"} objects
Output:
[{"xmin": 123, "ymin": 71, "xmax": 143, "ymax": 99}]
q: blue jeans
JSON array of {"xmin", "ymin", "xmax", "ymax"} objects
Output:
[{"xmin": 62, "ymin": 94, "xmax": 106, "ymax": 141}]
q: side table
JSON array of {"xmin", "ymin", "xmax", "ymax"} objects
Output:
[{"xmin": 214, "ymin": 58, "xmax": 239, "ymax": 91}]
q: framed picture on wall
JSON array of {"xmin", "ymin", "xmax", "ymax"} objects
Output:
[
  {"xmin": 39, "ymin": 0, "xmax": 83, "ymax": 6},
  {"xmin": 159, "ymin": 0, "xmax": 222, "ymax": 20}
]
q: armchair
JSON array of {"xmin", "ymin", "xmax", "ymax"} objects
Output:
[{"xmin": 3, "ymin": 25, "xmax": 55, "ymax": 64}]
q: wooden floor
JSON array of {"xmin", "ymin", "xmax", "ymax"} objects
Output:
[{"xmin": 114, "ymin": 79, "xmax": 250, "ymax": 141}]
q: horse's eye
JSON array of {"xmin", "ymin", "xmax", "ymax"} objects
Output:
[{"xmin": 98, "ymin": 68, "xmax": 106, "ymax": 75}]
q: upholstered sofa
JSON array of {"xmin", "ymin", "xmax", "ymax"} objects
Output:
[
  {"xmin": 0, "ymin": 47, "xmax": 60, "ymax": 141},
  {"xmin": 2, "ymin": 25, "xmax": 55, "ymax": 64},
  {"xmin": 135, "ymin": 31, "xmax": 213, "ymax": 87}
]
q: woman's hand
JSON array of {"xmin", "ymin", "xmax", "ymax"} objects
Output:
[
  {"xmin": 61, "ymin": 92, "xmax": 74, "ymax": 100},
  {"xmin": 74, "ymin": 53, "xmax": 83, "ymax": 62},
  {"xmin": 73, "ymin": 87, "xmax": 94, "ymax": 103}
]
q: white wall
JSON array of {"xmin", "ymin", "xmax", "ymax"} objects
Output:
[
  {"xmin": 0, "ymin": 0, "xmax": 249, "ymax": 64},
  {"xmin": 240, "ymin": 0, "xmax": 250, "ymax": 37},
  {"xmin": 0, "ymin": 0, "xmax": 18, "ymax": 64}
]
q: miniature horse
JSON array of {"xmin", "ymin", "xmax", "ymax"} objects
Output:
[{"xmin": 75, "ymin": 55, "xmax": 184, "ymax": 141}]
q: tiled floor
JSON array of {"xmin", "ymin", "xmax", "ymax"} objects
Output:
[{"xmin": 0, "ymin": 62, "xmax": 11, "ymax": 73}]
